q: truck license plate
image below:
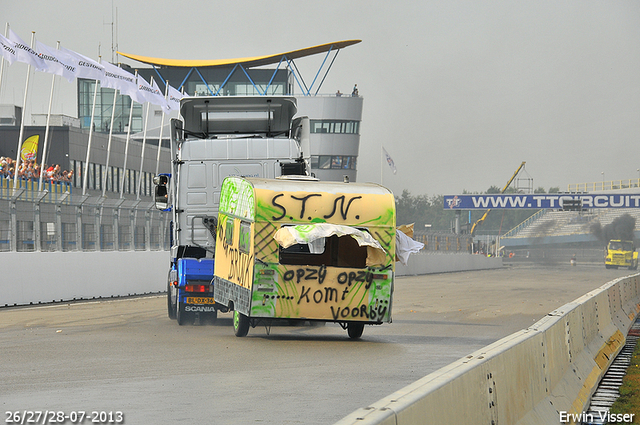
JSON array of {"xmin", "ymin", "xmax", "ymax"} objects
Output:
[{"xmin": 186, "ymin": 297, "xmax": 215, "ymax": 305}]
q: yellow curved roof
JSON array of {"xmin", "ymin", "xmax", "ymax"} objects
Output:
[{"xmin": 117, "ymin": 40, "xmax": 361, "ymax": 68}]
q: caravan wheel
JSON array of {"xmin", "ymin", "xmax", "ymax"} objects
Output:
[
  {"xmin": 233, "ymin": 311, "xmax": 250, "ymax": 337},
  {"xmin": 347, "ymin": 323, "xmax": 365, "ymax": 339}
]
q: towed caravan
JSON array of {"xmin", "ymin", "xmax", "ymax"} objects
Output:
[{"xmin": 213, "ymin": 176, "xmax": 396, "ymax": 338}]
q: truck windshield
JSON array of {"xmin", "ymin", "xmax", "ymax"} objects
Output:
[
  {"xmin": 609, "ymin": 242, "xmax": 622, "ymax": 250},
  {"xmin": 609, "ymin": 241, "xmax": 634, "ymax": 251}
]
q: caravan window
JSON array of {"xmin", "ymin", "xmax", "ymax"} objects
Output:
[
  {"xmin": 224, "ymin": 219, "xmax": 234, "ymax": 245},
  {"xmin": 239, "ymin": 221, "xmax": 251, "ymax": 254},
  {"xmin": 278, "ymin": 232, "xmax": 368, "ymax": 269}
]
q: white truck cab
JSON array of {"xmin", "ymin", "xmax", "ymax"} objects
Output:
[{"xmin": 155, "ymin": 96, "xmax": 309, "ymax": 324}]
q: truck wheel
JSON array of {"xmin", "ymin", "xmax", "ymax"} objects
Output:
[
  {"xmin": 177, "ymin": 303, "xmax": 189, "ymax": 326},
  {"xmin": 347, "ymin": 323, "xmax": 365, "ymax": 339},
  {"xmin": 167, "ymin": 280, "xmax": 176, "ymax": 320},
  {"xmin": 233, "ymin": 311, "xmax": 250, "ymax": 337}
]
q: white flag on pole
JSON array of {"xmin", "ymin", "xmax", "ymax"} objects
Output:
[
  {"xmin": 136, "ymin": 75, "xmax": 166, "ymax": 108},
  {"xmin": 0, "ymin": 33, "xmax": 17, "ymax": 65},
  {"xmin": 59, "ymin": 46, "xmax": 104, "ymax": 81},
  {"xmin": 151, "ymin": 78, "xmax": 168, "ymax": 110},
  {"xmin": 382, "ymin": 146, "xmax": 397, "ymax": 174},
  {"xmin": 35, "ymin": 41, "xmax": 77, "ymax": 82},
  {"xmin": 8, "ymin": 29, "xmax": 46, "ymax": 71},
  {"xmin": 130, "ymin": 74, "xmax": 151, "ymax": 105},
  {"xmin": 165, "ymin": 83, "xmax": 184, "ymax": 113},
  {"xmin": 101, "ymin": 61, "xmax": 138, "ymax": 98}
]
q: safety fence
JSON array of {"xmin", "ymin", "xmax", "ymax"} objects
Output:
[
  {"xmin": 413, "ymin": 232, "xmax": 473, "ymax": 254},
  {"xmin": 568, "ymin": 178, "xmax": 640, "ymax": 192},
  {"xmin": 0, "ymin": 181, "xmax": 169, "ymax": 252},
  {"xmin": 335, "ymin": 274, "xmax": 640, "ymax": 425}
]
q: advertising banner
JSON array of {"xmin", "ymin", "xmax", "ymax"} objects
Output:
[{"xmin": 443, "ymin": 194, "xmax": 640, "ymax": 210}]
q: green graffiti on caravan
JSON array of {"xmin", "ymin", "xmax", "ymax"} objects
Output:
[
  {"xmin": 357, "ymin": 207, "xmax": 395, "ymax": 228},
  {"xmin": 219, "ymin": 177, "xmax": 255, "ymax": 220},
  {"xmin": 249, "ymin": 264, "xmax": 302, "ymax": 318}
]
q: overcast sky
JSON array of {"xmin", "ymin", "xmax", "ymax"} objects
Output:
[{"xmin": 3, "ymin": 0, "xmax": 640, "ymax": 196}]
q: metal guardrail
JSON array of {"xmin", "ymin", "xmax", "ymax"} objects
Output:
[
  {"xmin": 0, "ymin": 177, "xmax": 169, "ymax": 252},
  {"xmin": 568, "ymin": 179, "xmax": 640, "ymax": 192},
  {"xmin": 413, "ymin": 232, "xmax": 472, "ymax": 254}
]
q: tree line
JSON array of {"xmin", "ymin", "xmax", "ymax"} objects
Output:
[{"xmin": 396, "ymin": 186, "xmax": 560, "ymax": 235}]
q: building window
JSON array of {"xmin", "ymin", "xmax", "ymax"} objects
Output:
[
  {"xmin": 310, "ymin": 120, "xmax": 360, "ymax": 135},
  {"xmin": 313, "ymin": 155, "xmax": 357, "ymax": 170},
  {"xmin": 78, "ymin": 79, "xmax": 142, "ymax": 134}
]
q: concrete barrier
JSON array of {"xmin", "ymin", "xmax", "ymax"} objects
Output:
[
  {"xmin": 1, "ymin": 251, "xmax": 168, "ymax": 306},
  {"xmin": 335, "ymin": 274, "xmax": 640, "ymax": 425},
  {"xmin": 1, "ymin": 251, "xmax": 497, "ymax": 307}
]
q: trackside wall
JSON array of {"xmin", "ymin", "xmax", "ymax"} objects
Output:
[
  {"xmin": 1, "ymin": 251, "xmax": 167, "ymax": 306},
  {"xmin": 335, "ymin": 274, "xmax": 640, "ymax": 425},
  {"xmin": 0, "ymin": 251, "xmax": 497, "ymax": 306}
]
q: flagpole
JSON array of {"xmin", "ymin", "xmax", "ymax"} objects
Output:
[
  {"xmin": 13, "ymin": 31, "xmax": 36, "ymax": 194},
  {"xmin": 0, "ymin": 23, "xmax": 8, "ymax": 101},
  {"xmin": 136, "ymin": 77, "xmax": 153, "ymax": 200},
  {"xmin": 380, "ymin": 145, "xmax": 383, "ymax": 186},
  {"xmin": 154, "ymin": 80, "xmax": 169, "ymax": 177},
  {"xmin": 82, "ymin": 55, "xmax": 100, "ymax": 196},
  {"xmin": 120, "ymin": 70, "xmax": 137, "ymax": 198},
  {"xmin": 38, "ymin": 41, "xmax": 59, "ymax": 192},
  {"xmin": 102, "ymin": 85, "xmax": 118, "ymax": 197}
]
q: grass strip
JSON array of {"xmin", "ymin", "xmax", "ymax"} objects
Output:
[{"xmin": 609, "ymin": 335, "xmax": 640, "ymax": 424}]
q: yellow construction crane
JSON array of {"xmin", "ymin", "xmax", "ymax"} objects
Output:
[{"xmin": 470, "ymin": 161, "xmax": 526, "ymax": 237}]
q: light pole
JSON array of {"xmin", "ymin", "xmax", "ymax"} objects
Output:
[{"xmin": 601, "ymin": 171, "xmax": 604, "ymax": 190}]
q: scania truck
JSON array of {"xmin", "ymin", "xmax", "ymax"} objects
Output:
[{"xmin": 154, "ymin": 96, "xmax": 310, "ymax": 324}]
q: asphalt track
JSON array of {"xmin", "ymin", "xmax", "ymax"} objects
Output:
[{"xmin": 0, "ymin": 263, "xmax": 635, "ymax": 425}]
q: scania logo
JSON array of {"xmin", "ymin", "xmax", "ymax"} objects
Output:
[{"xmin": 185, "ymin": 305, "xmax": 216, "ymax": 312}]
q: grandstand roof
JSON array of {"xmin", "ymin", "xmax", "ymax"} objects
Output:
[{"xmin": 117, "ymin": 40, "xmax": 361, "ymax": 68}]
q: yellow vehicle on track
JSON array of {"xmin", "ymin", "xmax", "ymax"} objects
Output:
[{"xmin": 605, "ymin": 239, "xmax": 638, "ymax": 270}]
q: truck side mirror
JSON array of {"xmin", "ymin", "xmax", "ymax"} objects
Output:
[{"xmin": 154, "ymin": 174, "xmax": 170, "ymax": 211}]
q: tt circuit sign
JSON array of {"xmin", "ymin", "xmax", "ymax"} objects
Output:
[{"xmin": 443, "ymin": 194, "xmax": 640, "ymax": 210}]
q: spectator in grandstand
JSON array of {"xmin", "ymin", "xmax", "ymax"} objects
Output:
[
  {"xmin": 0, "ymin": 157, "xmax": 71, "ymax": 183},
  {"xmin": 53, "ymin": 164, "xmax": 61, "ymax": 180}
]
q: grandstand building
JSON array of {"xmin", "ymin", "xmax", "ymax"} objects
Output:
[
  {"xmin": 116, "ymin": 40, "xmax": 363, "ymax": 182},
  {"xmin": 499, "ymin": 188, "xmax": 640, "ymax": 263},
  {"xmin": 0, "ymin": 40, "xmax": 364, "ymax": 199},
  {"xmin": 0, "ymin": 41, "xmax": 364, "ymax": 252}
]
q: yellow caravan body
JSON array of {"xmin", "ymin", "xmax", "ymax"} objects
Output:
[{"xmin": 213, "ymin": 176, "xmax": 396, "ymax": 337}]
